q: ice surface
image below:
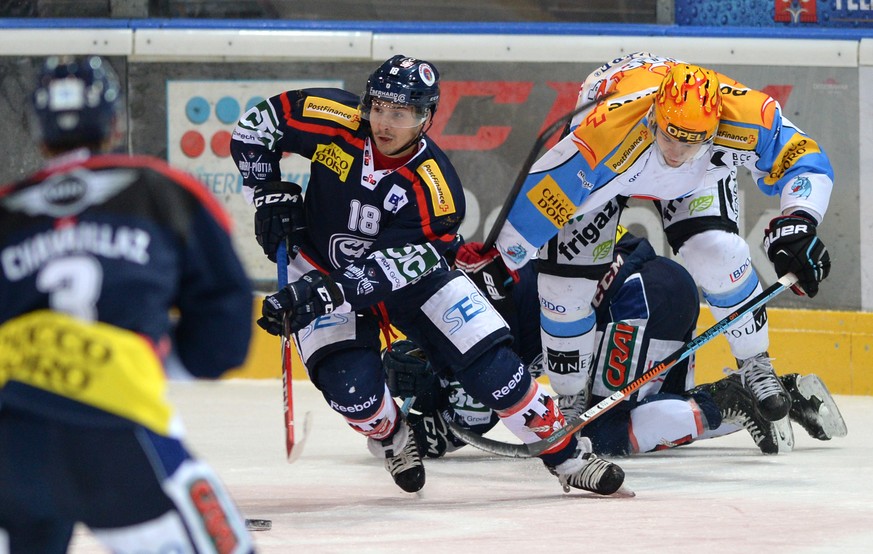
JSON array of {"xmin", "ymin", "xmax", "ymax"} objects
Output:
[{"xmin": 69, "ymin": 379, "xmax": 873, "ymax": 553}]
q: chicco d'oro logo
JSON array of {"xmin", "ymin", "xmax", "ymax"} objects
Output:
[
  {"xmin": 527, "ymin": 175, "xmax": 576, "ymax": 228},
  {"xmin": 313, "ymin": 143, "xmax": 354, "ymax": 182}
]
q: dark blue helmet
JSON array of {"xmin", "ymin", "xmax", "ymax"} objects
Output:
[
  {"xmin": 32, "ymin": 55, "xmax": 121, "ymax": 150},
  {"xmin": 361, "ymin": 55, "xmax": 440, "ymax": 115}
]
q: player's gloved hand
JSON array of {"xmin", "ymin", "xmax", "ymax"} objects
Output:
[
  {"xmin": 454, "ymin": 241, "xmax": 519, "ymax": 304},
  {"xmin": 252, "ymin": 181, "xmax": 305, "ymax": 263},
  {"xmin": 383, "ymin": 340, "xmax": 443, "ymax": 413},
  {"xmin": 258, "ymin": 270, "xmax": 344, "ymax": 335},
  {"xmin": 764, "ymin": 213, "xmax": 831, "ymax": 298}
]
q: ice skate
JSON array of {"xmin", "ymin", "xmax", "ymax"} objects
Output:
[
  {"xmin": 556, "ymin": 391, "xmax": 588, "ymax": 421},
  {"xmin": 697, "ymin": 377, "xmax": 780, "ymax": 454},
  {"xmin": 368, "ymin": 419, "xmax": 425, "ymax": 493},
  {"xmin": 729, "ymin": 352, "xmax": 791, "ymax": 421},
  {"xmin": 780, "ymin": 373, "xmax": 848, "ymax": 440},
  {"xmin": 548, "ymin": 438, "xmax": 625, "ymax": 495}
]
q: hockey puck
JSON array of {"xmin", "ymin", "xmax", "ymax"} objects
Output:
[{"xmin": 245, "ymin": 518, "xmax": 272, "ymax": 531}]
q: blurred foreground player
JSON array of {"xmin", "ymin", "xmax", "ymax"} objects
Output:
[{"xmin": 0, "ymin": 56, "xmax": 256, "ymax": 553}]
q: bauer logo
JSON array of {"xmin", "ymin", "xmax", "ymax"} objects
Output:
[{"xmin": 167, "ymin": 78, "xmax": 340, "ymax": 282}]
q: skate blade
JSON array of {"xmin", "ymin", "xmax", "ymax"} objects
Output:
[
  {"xmin": 774, "ymin": 416, "xmax": 794, "ymax": 453},
  {"xmin": 798, "ymin": 375, "xmax": 848, "ymax": 438},
  {"xmin": 610, "ymin": 485, "xmax": 636, "ymax": 498}
]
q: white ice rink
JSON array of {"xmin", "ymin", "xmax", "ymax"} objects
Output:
[{"xmin": 69, "ymin": 379, "xmax": 873, "ymax": 554}]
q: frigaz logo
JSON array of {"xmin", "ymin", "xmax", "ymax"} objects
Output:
[
  {"xmin": 177, "ymin": 93, "xmax": 264, "ymax": 160},
  {"xmin": 774, "ymin": 0, "xmax": 817, "ymax": 23}
]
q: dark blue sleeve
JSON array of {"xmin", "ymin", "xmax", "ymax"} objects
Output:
[{"xmin": 174, "ymin": 205, "xmax": 253, "ymax": 378}]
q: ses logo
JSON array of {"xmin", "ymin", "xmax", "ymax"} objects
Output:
[{"xmin": 443, "ymin": 291, "xmax": 488, "ymax": 334}]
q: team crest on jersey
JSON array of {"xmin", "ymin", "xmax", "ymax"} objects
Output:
[
  {"xmin": 328, "ymin": 233, "xmax": 374, "ymax": 267},
  {"xmin": 302, "ymin": 96, "xmax": 361, "ymax": 130},
  {"xmin": 313, "ymin": 143, "xmax": 354, "ymax": 182},
  {"xmin": 384, "ymin": 184, "xmax": 409, "ymax": 213},
  {"xmin": 527, "ymin": 175, "xmax": 575, "ymax": 228},
  {"xmin": 416, "ymin": 160, "xmax": 456, "ymax": 215},
  {"xmin": 502, "ymin": 243, "xmax": 528, "ymax": 266},
  {"xmin": 788, "ymin": 176, "xmax": 812, "ymax": 199},
  {"xmin": 3, "ymin": 168, "xmax": 135, "ymax": 218}
]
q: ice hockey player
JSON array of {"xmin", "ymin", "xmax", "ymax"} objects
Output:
[
  {"xmin": 0, "ymin": 56, "xmax": 256, "ymax": 552},
  {"xmin": 464, "ymin": 52, "xmax": 832, "ymax": 431},
  {"xmin": 230, "ymin": 55, "xmax": 625, "ymax": 496},
  {"xmin": 385, "ymin": 228, "xmax": 846, "ymax": 459}
]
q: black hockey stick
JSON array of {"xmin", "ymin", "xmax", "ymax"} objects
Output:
[
  {"xmin": 480, "ymin": 92, "xmax": 612, "ymax": 251},
  {"xmin": 448, "ymin": 273, "xmax": 798, "ymax": 458}
]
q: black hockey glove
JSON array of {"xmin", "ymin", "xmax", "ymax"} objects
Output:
[
  {"xmin": 764, "ymin": 213, "xmax": 831, "ymax": 298},
  {"xmin": 252, "ymin": 181, "xmax": 305, "ymax": 263},
  {"xmin": 258, "ymin": 270, "xmax": 344, "ymax": 335},
  {"xmin": 383, "ymin": 340, "xmax": 443, "ymax": 413},
  {"xmin": 454, "ymin": 241, "xmax": 519, "ymax": 319}
]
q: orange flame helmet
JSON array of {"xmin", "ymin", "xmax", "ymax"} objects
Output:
[{"xmin": 654, "ymin": 64, "xmax": 723, "ymax": 143}]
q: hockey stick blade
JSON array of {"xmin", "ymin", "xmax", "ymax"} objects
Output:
[
  {"xmin": 481, "ymin": 92, "xmax": 614, "ymax": 251},
  {"xmin": 450, "ymin": 273, "xmax": 798, "ymax": 458},
  {"xmin": 287, "ymin": 410, "xmax": 313, "ymax": 463}
]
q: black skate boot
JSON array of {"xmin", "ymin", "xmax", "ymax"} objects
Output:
[
  {"xmin": 548, "ymin": 441, "xmax": 625, "ymax": 495},
  {"xmin": 368, "ymin": 419, "xmax": 425, "ymax": 492},
  {"xmin": 780, "ymin": 373, "xmax": 848, "ymax": 440},
  {"xmin": 695, "ymin": 377, "xmax": 780, "ymax": 454},
  {"xmin": 731, "ymin": 352, "xmax": 791, "ymax": 421}
]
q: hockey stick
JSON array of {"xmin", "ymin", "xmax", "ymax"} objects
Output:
[
  {"xmin": 481, "ymin": 92, "xmax": 612, "ymax": 251},
  {"xmin": 276, "ymin": 241, "xmax": 312, "ymax": 463},
  {"xmin": 448, "ymin": 273, "xmax": 798, "ymax": 458}
]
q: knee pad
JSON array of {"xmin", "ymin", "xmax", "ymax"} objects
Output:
[
  {"xmin": 538, "ymin": 272, "xmax": 598, "ymax": 396},
  {"xmin": 454, "ymin": 346, "xmax": 531, "ymax": 411},
  {"xmin": 678, "ymin": 230, "xmax": 755, "ymax": 297}
]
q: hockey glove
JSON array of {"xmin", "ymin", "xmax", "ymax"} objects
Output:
[
  {"xmin": 383, "ymin": 340, "xmax": 443, "ymax": 413},
  {"xmin": 454, "ymin": 241, "xmax": 520, "ymax": 316},
  {"xmin": 252, "ymin": 181, "xmax": 306, "ymax": 263},
  {"xmin": 764, "ymin": 213, "xmax": 831, "ymax": 298},
  {"xmin": 258, "ymin": 270, "xmax": 344, "ymax": 335}
]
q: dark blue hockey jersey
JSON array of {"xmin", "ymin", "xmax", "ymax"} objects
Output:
[
  {"xmin": 230, "ymin": 88, "xmax": 465, "ymax": 309},
  {"xmin": 0, "ymin": 150, "xmax": 252, "ymax": 435}
]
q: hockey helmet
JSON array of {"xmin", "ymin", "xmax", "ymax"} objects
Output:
[
  {"xmin": 654, "ymin": 64, "xmax": 722, "ymax": 143},
  {"xmin": 31, "ymin": 55, "xmax": 122, "ymax": 150},
  {"xmin": 361, "ymin": 55, "xmax": 440, "ymax": 118}
]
